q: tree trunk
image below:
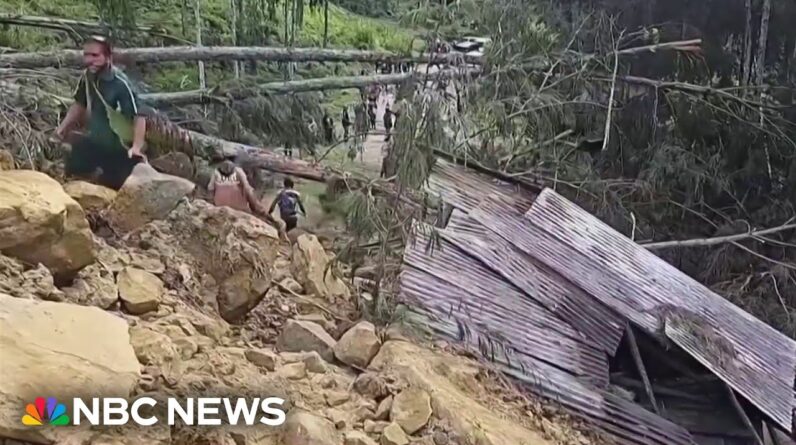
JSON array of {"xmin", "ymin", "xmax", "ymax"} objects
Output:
[
  {"xmin": 741, "ymin": 0, "xmax": 752, "ymax": 86},
  {"xmin": 194, "ymin": 0, "xmax": 206, "ymax": 90},
  {"xmin": 140, "ymin": 72, "xmax": 445, "ymax": 107},
  {"xmin": 754, "ymin": 0, "xmax": 771, "ymax": 86},
  {"xmin": 230, "ymin": 0, "xmax": 240, "ymax": 78},
  {"xmin": 323, "ymin": 0, "xmax": 329, "ymax": 48},
  {"xmin": 0, "ymin": 46, "xmax": 460, "ymax": 69},
  {"xmin": 187, "ymin": 130, "xmax": 421, "ymax": 207}
]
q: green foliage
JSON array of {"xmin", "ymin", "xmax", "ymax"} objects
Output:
[
  {"xmin": 441, "ymin": 0, "xmax": 796, "ymax": 337},
  {"xmin": 399, "ymin": 0, "xmax": 482, "ymax": 38},
  {"xmin": 91, "ymin": 0, "xmax": 138, "ymax": 27},
  {"xmin": 333, "ymin": 0, "xmax": 397, "ymax": 18},
  {"xmin": 298, "ymin": 3, "xmax": 414, "ymax": 52}
]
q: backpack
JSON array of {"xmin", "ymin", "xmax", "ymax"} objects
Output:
[{"xmin": 277, "ymin": 190, "xmax": 299, "ymax": 217}]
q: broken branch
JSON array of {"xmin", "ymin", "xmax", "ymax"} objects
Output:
[{"xmin": 641, "ymin": 222, "xmax": 796, "ymax": 250}]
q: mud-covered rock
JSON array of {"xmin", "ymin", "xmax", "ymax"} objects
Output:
[
  {"xmin": 63, "ymin": 180, "xmax": 117, "ymax": 212},
  {"xmin": 291, "ymin": 234, "xmax": 350, "ymax": 302},
  {"xmin": 334, "ymin": 321, "xmax": 382, "ymax": 368},
  {"xmin": 277, "ymin": 319, "xmax": 337, "ymax": 362},
  {"xmin": 0, "ymin": 294, "xmax": 139, "ymax": 443},
  {"xmin": 0, "ymin": 170, "xmax": 95, "ymax": 277},
  {"xmin": 105, "ymin": 163, "xmax": 194, "ymax": 233},
  {"xmin": 117, "ymin": 267, "xmax": 164, "ymax": 315}
]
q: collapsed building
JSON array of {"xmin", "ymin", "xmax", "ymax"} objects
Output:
[{"xmin": 398, "ymin": 159, "xmax": 796, "ymax": 445}]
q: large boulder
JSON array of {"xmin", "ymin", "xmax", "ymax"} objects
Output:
[
  {"xmin": 105, "ymin": 163, "xmax": 195, "ymax": 233},
  {"xmin": 281, "ymin": 410, "xmax": 340, "ymax": 445},
  {"xmin": 0, "ymin": 170, "xmax": 95, "ymax": 277},
  {"xmin": 117, "ymin": 267, "xmax": 164, "ymax": 315},
  {"xmin": 291, "ymin": 234, "xmax": 350, "ymax": 302},
  {"xmin": 345, "ymin": 431, "xmax": 378, "ymax": 445},
  {"xmin": 0, "ymin": 293, "xmax": 140, "ymax": 443},
  {"xmin": 63, "ymin": 180, "xmax": 117, "ymax": 213},
  {"xmin": 390, "ymin": 387, "xmax": 432, "ymax": 435},
  {"xmin": 61, "ymin": 263, "xmax": 119, "ymax": 309},
  {"xmin": 0, "ymin": 253, "xmax": 63, "ymax": 301},
  {"xmin": 381, "ymin": 423, "xmax": 409, "ymax": 445},
  {"xmin": 129, "ymin": 325, "xmax": 178, "ymax": 366},
  {"xmin": 334, "ymin": 321, "xmax": 382, "ymax": 368},
  {"xmin": 132, "ymin": 200, "xmax": 278, "ymax": 322},
  {"xmin": 276, "ymin": 320, "xmax": 337, "ymax": 362}
]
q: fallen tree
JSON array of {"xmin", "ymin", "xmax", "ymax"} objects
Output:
[
  {"xmin": 0, "ymin": 13, "xmax": 188, "ymax": 44},
  {"xmin": 142, "ymin": 72, "xmax": 421, "ymax": 107},
  {"xmin": 0, "ymin": 45, "xmax": 483, "ymax": 69},
  {"xmin": 188, "ymin": 130, "xmax": 423, "ymax": 207}
]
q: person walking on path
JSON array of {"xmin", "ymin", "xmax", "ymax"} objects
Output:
[
  {"xmin": 55, "ymin": 35, "xmax": 147, "ymax": 190},
  {"xmin": 208, "ymin": 157, "xmax": 285, "ymax": 237},
  {"xmin": 341, "ymin": 107, "xmax": 351, "ymax": 139},
  {"xmin": 322, "ymin": 112, "xmax": 334, "ymax": 143},
  {"xmin": 383, "ymin": 106, "xmax": 394, "ymax": 142},
  {"xmin": 268, "ymin": 177, "xmax": 307, "ymax": 233}
]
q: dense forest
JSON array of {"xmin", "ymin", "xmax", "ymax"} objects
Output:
[{"xmin": 381, "ymin": 0, "xmax": 796, "ymax": 337}]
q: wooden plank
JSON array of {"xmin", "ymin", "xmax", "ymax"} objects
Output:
[{"xmin": 469, "ymin": 188, "xmax": 796, "ymax": 432}]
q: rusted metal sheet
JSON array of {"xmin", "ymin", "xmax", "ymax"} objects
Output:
[
  {"xmin": 401, "ymin": 302, "xmax": 696, "ymax": 445},
  {"xmin": 403, "ymin": 230, "xmax": 609, "ymax": 385},
  {"xmin": 426, "ymin": 159, "xmax": 536, "ymax": 213},
  {"xmin": 469, "ymin": 188, "xmax": 796, "ymax": 433},
  {"xmin": 444, "ymin": 210, "xmax": 625, "ymax": 356}
]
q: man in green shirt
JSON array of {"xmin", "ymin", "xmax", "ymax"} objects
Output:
[{"xmin": 55, "ymin": 36, "xmax": 147, "ymax": 190}]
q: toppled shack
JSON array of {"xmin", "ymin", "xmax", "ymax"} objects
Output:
[{"xmin": 399, "ymin": 159, "xmax": 796, "ymax": 445}]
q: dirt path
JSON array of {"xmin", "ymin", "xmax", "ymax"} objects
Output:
[{"xmin": 359, "ymin": 91, "xmax": 394, "ymax": 172}]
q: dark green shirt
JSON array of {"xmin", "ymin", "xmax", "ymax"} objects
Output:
[{"xmin": 73, "ymin": 66, "xmax": 140, "ymax": 151}]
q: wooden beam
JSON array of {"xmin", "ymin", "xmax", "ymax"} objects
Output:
[
  {"xmin": 625, "ymin": 322, "xmax": 660, "ymax": 415},
  {"xmin": 726, "ymin": 384, "xmax": 765, "ymax": 445}
]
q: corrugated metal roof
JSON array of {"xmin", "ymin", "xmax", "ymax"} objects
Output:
[
  {"xmin": 400, "ymin": 220, "xmax": 696, "ymax": 444},
  {"xmin": 401, "ymin": 294, "xmax": 696, "ymax": 445},
  {"xmin": 426, "ymin": 159, "xmax": 535, "ymax": 213},
  {"xmin": 467, "ymin": 188, "xmax": 796, "ymax": 433},
  {"xmin": 403, "ymin": 230, "xmax": 609, "ymax": 385},
  {"xmin": 444, "ymin": 210, "xmax": 625, "ymax": 355}
]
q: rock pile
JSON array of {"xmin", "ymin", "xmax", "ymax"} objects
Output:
[{"xmin": 0, "ymin": 166, "xmax": 589, "ymax": 445}]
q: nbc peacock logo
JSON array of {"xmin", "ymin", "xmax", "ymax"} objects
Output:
[{"xmin": 22, "ymin": 397, "xmax": 70, "ymax": 426}]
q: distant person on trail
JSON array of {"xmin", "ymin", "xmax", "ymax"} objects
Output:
[
  {"xmin": 341, "ymin": 107, "xmax": 351, "ymax": 139},
  {"xmin": 367, "ymin": 102, "xmax": 377, "ymax": 130},
  {"xmin": 322, "ymin": 112, "xmax": 334, "ymax": 143},
  {"xmin": 268, "ymin": 177, "xmax": 306, "ymax": 232},
  {"xmin": 354, "ymin": 102, "xmax": 367, "ymax": 137},
  {"xmin": 55, "ymin": 35, "xmax": 147, "ymax": 190},
  {"xmin": 383, "ymin": 106, "xmax": 394, "ymax": 141}
]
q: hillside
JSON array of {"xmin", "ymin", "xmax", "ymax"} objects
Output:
[{"xmin": 0, "ymin": 0, "xmax": 419, "ymax": 93}]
